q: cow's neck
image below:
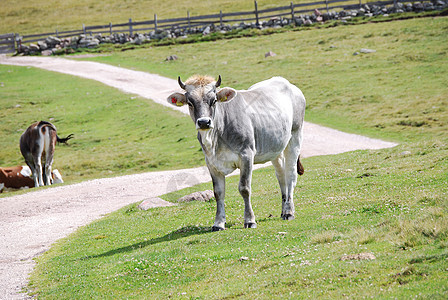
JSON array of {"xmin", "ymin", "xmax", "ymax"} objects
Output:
[{"xmin": 198, "ymin": 128, "xmax": 217, "ymax": 155}]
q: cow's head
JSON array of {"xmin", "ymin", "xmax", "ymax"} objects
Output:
[{"xmin": 167, "ymin": 75, "xmax": 236, "ymax": 130}]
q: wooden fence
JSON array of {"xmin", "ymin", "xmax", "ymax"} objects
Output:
[
  {"xmin": 0, "ymin": 33, "xmax": 16, "ymax": 54},
  {"xmin": 11, "ymin": 0, "xmax": 404, "ymax": 49}
]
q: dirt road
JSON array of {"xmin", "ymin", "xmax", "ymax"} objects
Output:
[{"xmin": 0, "ymin": 55, "xmax": 397, "ymax": 299}]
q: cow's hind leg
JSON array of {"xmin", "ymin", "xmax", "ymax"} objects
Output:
[
  {"xmin": 281, "ymin": 132, "xmax": 302, "ymax": 220},
  {"xmin": 24, "ymin": 155, "xmax": 39, "ymax": 188},
  {"xmin": 272, "ymin": 154, "xmax": 287, "ymax": 213},
  {"xmin": 43, "ymin": 131, "xmax": 56, "ymax": 186},
  {"xmin": 33, "ymin": 155, "xmax": 44, "ymax": 187},
  {"xmin": 240, "ymin": 151, "xmax": 256, "ymax": 228}
]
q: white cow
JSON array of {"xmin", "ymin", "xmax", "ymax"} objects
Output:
[{"xmin": 168, "ymin": 75, "xmax": 306, "ymax": 231}]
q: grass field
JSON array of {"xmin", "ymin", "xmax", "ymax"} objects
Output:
[
  {"xmin": 23, "ymin": 16, "xmax": 448, "ymax": 298},
  {"xmin": 0, "ymin": 65, "xmax": 204, "ymax": 185}
]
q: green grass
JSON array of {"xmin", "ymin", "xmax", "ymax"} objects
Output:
[
  {"xmin": 0, "ymin": 65, "xmax": 204, "ymax": 185},
  {"xmin": 28, "ymin": 141, "xmax": 448, "ymax": 298},
  {"xmin": 24, "ymin": 16, "xmax": 448, "ymax": 298}
]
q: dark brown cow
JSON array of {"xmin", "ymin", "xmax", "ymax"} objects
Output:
[{"xmin": 20, "ymin": 121, "xmax": 72, "ymax": 187}]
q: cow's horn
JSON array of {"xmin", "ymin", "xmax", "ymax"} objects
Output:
[
  {"xmin": 178, "ymin": 76, "xmax": 186, "ymax": 90},
  {"xmin": 216, "ymin": 75, "xmax": 222, "ymax": 88}
]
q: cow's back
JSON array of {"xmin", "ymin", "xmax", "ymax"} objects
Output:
[
  {"xmin": 247, "ymin": 77, "xmax": 306, "ymax": 129},
  {"xmin": 215, "ymin": 77, "xmax": 305, "ymax": 164}
]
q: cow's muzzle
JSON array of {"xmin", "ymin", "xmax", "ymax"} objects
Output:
[{"xmin": 196, "ymin": 117, "xmax": 213, "ymax": 130}]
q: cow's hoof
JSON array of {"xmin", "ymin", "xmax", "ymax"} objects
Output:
[
  {"xmin": 212, "ymin": 226, "xmax": 225, "ymax": 232},
  {"xmin": 244, "ymin": 222, "xmax": 257, "ymax": 229},
  {"xmin": 282, "ymin": 214, "xmax": 295, "ymax": 221}
]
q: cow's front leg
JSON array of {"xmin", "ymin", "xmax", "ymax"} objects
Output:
[
  {"xmin": 239, "ymin": 153, "xmax": 256, "ymax": 228},
  {"xmin": 210, "ymin": 170, "xmax": 226, "ymax": 231}
]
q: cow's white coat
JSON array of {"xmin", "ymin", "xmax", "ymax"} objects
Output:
[{"xmin": 168, "ymin": 76, "xmax": 306, "ymax": 230}]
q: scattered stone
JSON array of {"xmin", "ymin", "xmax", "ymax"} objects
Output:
[
  {"xmin": 37, "ymin": 41, "xmax": 48, "ymax": 50},
  {"xmin": 360, "ymin": 48, "xmax": 376, "ymax": 54},
  {"xmin": 400, "ymin": 150, "xmax": 412, "ymax": 156},
  {"xmin": 341, "ymin": 252, "xmax": 376, "ymax": 261},
  {"xmin": 239, "ymin": 256, "xmax": 249, "ymax": 261},
  {"xmin": 41, "ymin": 50, "xmax": 53, "ymax": 56},
  {"xmin": 138, "ymin": 197, "xmax": 176, "ymax": 210},
  {"xmin": 304, "ymin": 19, "xmax": 313, "ymax": 25},
  {"xmin": 165, "ymin": 55, "xmax": 178, "ymax": 61},
  {"xmin": 203, "ymin": 26, "xmax": 211, "ymax": 35},
  {"xmin": 265, "ymin": 51, "xmax": 276, "ymax": 58},
  {"xmin": 177, "ymin": 190, "xmax": 214, "ymax": 203}
]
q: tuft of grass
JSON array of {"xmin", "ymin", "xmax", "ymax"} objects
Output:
[
  {"xmin": 311, "ymin": 230, "xmax": 342, "ymax": 244},
  {"xmin": 391, "ymin": 210, "xmax": 448, "ymax": 249}
]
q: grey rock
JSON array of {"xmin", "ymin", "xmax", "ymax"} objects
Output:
[
  {"xmin": 166, "ymin": 55, "xmax": 178, "ymax": 61},
  {"xmin": 41, "ymin": 50, "xmax": 53, "ymax": 56},
  {"xmin": 203, "ymin": 26, "xmax": 211, "ymax": 35},
  {"xmin": 45, "ymin": 36, "xmax": 61, "ymax": 47},
  {"xmin": 138, "ymin": 197, "xmax": 176, "ymax": 210},
  {"xmin": 37, "ymin": 41, "xmax": 48, "ymax": 50},
  {"xmin": 360, "ymin": 48, "xmax": 376, "ymax": 53},
  {"xmin": 265, "ymin": 51, "xmax": 277, "ymax": 58},
  {"xmin": 177, "ymin": 190, "xmax": 214, "ymax": 203}
]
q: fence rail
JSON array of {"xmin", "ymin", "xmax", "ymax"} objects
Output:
[{"xmin": 7, "ymin": 0, "xmax": 427, "ymax": 49}]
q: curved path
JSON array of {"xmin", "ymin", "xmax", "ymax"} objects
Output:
[{"xmin": 0, "ymin": 55, "xmax": 397, "ymax": 299}]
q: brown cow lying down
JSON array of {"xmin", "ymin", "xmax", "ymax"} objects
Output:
[{"xmin": 0, "ymin": 165, "xmax": 63, "ymax": 192}]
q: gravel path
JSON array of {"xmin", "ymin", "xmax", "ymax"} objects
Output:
[{"xmin": 0, "ymin": 55, "xmax": 397, "ymax": 299}]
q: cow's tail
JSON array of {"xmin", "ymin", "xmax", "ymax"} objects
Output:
[
  {"xmin": 37, "ymin": 121, "xmax": 73, "ymax": 144},
  {"xmin": 57, "ymin": 134, "xmax": 74, "ymax": 144},
  {"xmin": 297, "ymin": 155, "xmax": 305, "ymax": 176}
]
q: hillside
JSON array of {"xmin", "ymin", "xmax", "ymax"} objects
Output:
[{"xmin": 1, "ymin": 0, "xmax": 295, "ymax": 35}]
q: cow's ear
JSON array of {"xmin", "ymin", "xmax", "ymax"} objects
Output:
[
  {"xmin": 216, "ymin": 88, "xmax": 236, "ymax": 103},
  {"xmin": 167, "ymin": 93, "xmax": 186, "ymax": 106}
]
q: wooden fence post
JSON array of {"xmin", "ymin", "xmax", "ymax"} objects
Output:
[
  {"xmin": 220, "ymin": 10, "xmax": 223, "ymax": 27},
  {"xmin": 154, "ymin": 14, "xmax": 158, "ymax": 31},
  {"xmin": 254, "ymin": 0, "xmax": 260, "ymax": 26},
  {"xmin": 82, "ymin": 24, "xmax": 86, "ymax": 35},
  {"xmin": 359, "ymin": 0, "xmax": 362, "ymax": 9},
  {"xmin": 290, "ymin": 2, "xmax": 295, "ymax": 20},
  {"xmin": 129, "ymin": 18, "xmax": 133, "ymax": 35},
  {"xmin": 325, "ymin": 0, "xmax": 329, "ymax": 12},
  {"xmin": 109, "ymin": 23, "xmax": 113, "ymax": 35},
  {"xmin": 187, "ymin": 11, "xmax": 191, "ymax": 31}
]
